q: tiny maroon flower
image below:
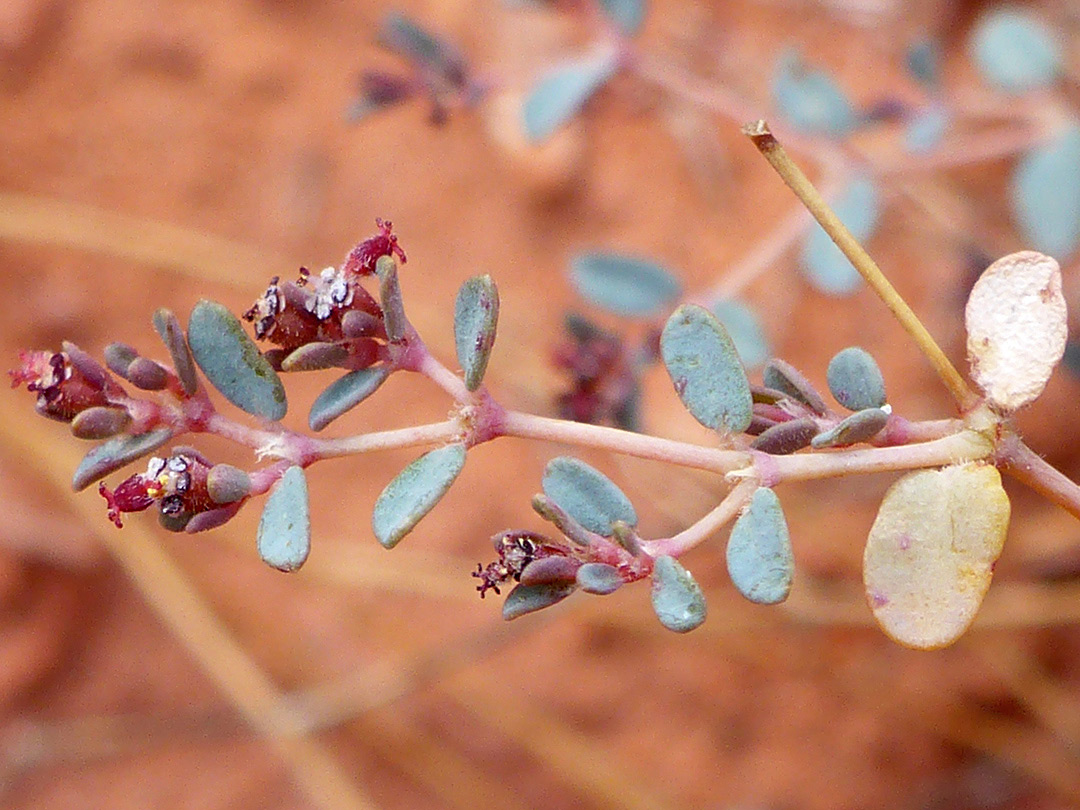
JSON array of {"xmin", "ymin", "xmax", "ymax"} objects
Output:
[
  {"xmin": 98, "ymin": 451, "xmax": 228, "ymax": 529},
  {"xmin": 473, "ymin": 530, "xmax": 571, "ymax": 598},
  {"xmin": 342, "ymin": 218, "xmax": 407, "ymax": 277},
  {"xmin": 10, "ymin": 350, "xmax": 125, "ymax": 423},
  {"xmin": 552, "ymin": 316, "xmax": 640, "ymax": 429}
]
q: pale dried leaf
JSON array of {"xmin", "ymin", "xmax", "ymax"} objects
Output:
[
  {"xmin": 965, "ymin": 251, "xmax": 1067, "ymax": 411},
  {"xmin": 863, "ymin": 464, "xmax": 1010, "ymax": 650}
]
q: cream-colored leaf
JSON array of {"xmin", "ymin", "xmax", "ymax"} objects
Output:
[
  {"xmin": 965, "ymin": 250, "xmax": 1067, "ymax": 411},
  {"xmin": 863, "ymin": 464, "xmax": 1010, "ymax": 650}
]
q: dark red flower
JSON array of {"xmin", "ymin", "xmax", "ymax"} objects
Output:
[
  {"xmin": 10, "ymin": 350, "xmax": 118, "ymax": 422},
  {"xmin": 342, "ymin": 219, "xmax": 407, "ymax": 277},
  {"xmin": 99, "ymin": 451, "xmax": 222, "ymax": 529}
]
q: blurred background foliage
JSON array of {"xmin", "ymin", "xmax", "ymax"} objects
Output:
[{"xmin": 2, "ymin": 0, "xmax": 1080, "ymax": 808}]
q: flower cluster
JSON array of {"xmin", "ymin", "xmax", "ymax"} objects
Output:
[
  {"xmin": 553, "ymin": 315, "xmax": 642, "ymax": 430},
  {"xmin": 244, "ymin": 219, "xmax": 406, "ymax": 371},
  {"xmin": 473, "ymin": 530, "xmax": 573, "ymax": 597},
  {"xmin": 10, "ymin": 349, "xmax": 123, "ymax": 423}
]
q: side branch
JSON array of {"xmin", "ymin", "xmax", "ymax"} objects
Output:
[
  {"xmin": 742, "ymin": 120, "xmax": 977, "ymax": 411},
  {"xmin": 996, "ymin": 435, "xmax": 1080, "ymax": 521}
]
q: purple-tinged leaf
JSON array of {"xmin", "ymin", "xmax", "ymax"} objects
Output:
[
  {"xmin": 71, "ymin": 406, "xmax": 132, "ymax": 441},
  {"xmin": 376, "ymin": 256, "xmax": 408, "ymax": 343},
  {"xmin": 126, "ymin": 357, "xmax": 169, "ymax": 391},
  {"xmin": 72, "ymin": 427, "xmax": 173, "ymax": 492},
  {"xmin": 185, "ymin": 502, "xmax": 243, "ymax": 534},
  {"xmin": 520, "ymin": 555, "xmax": 581, "ymax": 586},
  {"xmin": 661, "ymin": 304, "xmax": 752, "ymax": 433},
  {"xmin": 153, "ymin": 308, "xmax": 198, "ymax": 396},
  {"xmin": 372, "ymin": 443, "xmax": 467, "ymax": 549},
  {"xmin": 61, "ymin": 341, "xmax": 109, "ymax": 389},
  {"xmin": 257, "ymin": 466, "xmax": 310, "ymax": 572},
  {"xmin": 570, "ymin": 252, "xmax": 681, "ymax": 318},
  {"xmin": 454, "ymin": 274, "xmax": 500, "ymax": 391},
  {"xmin": 188, "ymin": 300, "xmax": 287, "ymax": 421},
  {"xmin": 762, "ymin": 359, "xmax": 827, "ymax": 415},
  {"xmin": 281, "ymin": 342, "xmax": 349, "ymax": 373},
  {"xmin": 749, "ymin": 417, "xmax": 818, "ymax": 455},
  {"xmin": 104, "ymin": 343, "xmax": 139, "ymax": 377}
]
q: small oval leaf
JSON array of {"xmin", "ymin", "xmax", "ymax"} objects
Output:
[
  {"xmin": 523, "ymin": 49, "xmax": 618, "ymax": 142},
  {"xmin": 188, "ymin": 300, "xmax": 286, "ymax": 420},
  {"xmin": 570, "ymin": 252, "xmax": 682, "ymax": 318},
  {"xmin": 800, "ymin": 177, "xmax": 879, "ymax": 295},
  {"xmin": 70, "ymin": 406, "xmax": 132, "ymax": 441},
  {"xmin": 576, "ymin": 562, "xmax": 623, "ymax": 595},
  {"xmin": 965, "ymin": 251, "xmax": 1067, "ymax": 411},
  {"xmin": 661, "ymin": 304, "xmax": 753, "ymax": 433},
  {"xmin": 969, "ymin": 8, "xmax": 1062, "ymax": 94},
  {"xmin": 257, "ymin": 466, "xmax": 310, "ymax": 573},
  {"xmin": 502, "ymin": 581, "xmax": 576, "ymax": 620},
  {"xmin": 206, "ymin": 464, "xmax": 252, "ymax": 504},
  {"xmin": 519, "ymin": 556, "xmax": 581, "ymax": 586},
  {"xmin": 827, "ymin": 346, "xmax": 887, "ymax": 411},
  {"xmin": 599, "ymin": 0, "xmax": 645, "ymax": 34},
  {"xmin": 1010, "ymin": 124, "xmax": 1080, "ymax": 258},
  {"xmin": 153, "ymin": 308, "xmax": 199, "ymax": 396},
  {"xmin": 454, "ymin": 275, "xmax": 500, "ymax": 391},
  {"xmin": 811, "ymin": 407, "xmax": 889, "ymax": 448},
  {"xmin": 309, "ymin": 367, "xmax": 390, "ymax": 432},
  {"xmin": 726, "ymin": 488, "xmax": 794, "ymax": 605},
  {"xmin": 372, "ymin": 443, "xmax": 467, "ymax": 549},
  {"xmin": 749, "ymin": 417, "xmax": 819, "ymax": 455},
  {"xmin": 864, "ymin": 464, "xmax": 1011, "ymax": 649},
  {"xmin": 281, "ymin": 342, "xmax": 349, "ymax": 372},
  {"xmin": 650, "ymin": 555, "xmax": 707, "ymax": 633},
  {"xmin": 542, "ymin": 456, "xmax": 636, "ymax": 536},
  {"xmin": 72, "ymin": 428, "xmax": 174, "ymax": 492},
  {"xmin": 761, "ymin": 359, "xmax": 827, "ymax": 415},
  {"xmin": 710, "ymin": 300, "xmax": 770, "ymax": 368},
  {"xmin": 772, "ymin": 49, "xmax": 857, "ymax": 138},
  {"xmin": 376, "ymin": 256, "xmax": 408, "ymax": 343}
]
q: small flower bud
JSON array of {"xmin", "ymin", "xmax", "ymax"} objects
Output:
[
  {"xmin": 126, "ymin": 357, "xmax": 170, "ymax": 391},
  {"xmin": 71, "ymin": 406, "xmax": 132, "ymax": 440}
]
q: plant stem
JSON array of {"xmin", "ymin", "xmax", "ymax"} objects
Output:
[
  {"xmin": 996, "ymin": 434, "xmax": 1080, "ymax": 521},
  {"xmin": 742, "ymin": 120, "xmax": 977, "ymax": 411},
  {"xmin": 643, "ymin": 478, "xmax": 758, "ymax": 558},
  {"xmin": 760, "ymin": 429, "xmax": 992, "ymax": 483},
  {"xmin": 311, "ymin": 419, "xmax": 462, "ymax": 459},
  {"xmin": 500, "ymin": 410, "xmax": 750, "ymax": 473}
]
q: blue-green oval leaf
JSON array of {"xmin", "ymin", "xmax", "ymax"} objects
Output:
[
  {"xmin": 772, "ymin": 49, "xmax": 857, "ymax": 138},
  {"xmin": 576, "ymin": 562, "xmax": 623, "ymax": 595},
  {"xmin": 651, "ymin": 555, "xmax": 706, "ymax": 632},
  {"xmin": 503, "ymin": 581, "xmax": 577, "ymax": 620},
  {"xmin": 801, "ymin": 177, "xmax": 879, "ymax": 295},
  {"xmin": 309, "ymin": 367, "xmax": 390, "ymax": 431},
  {"xmin": 542, "ymin": 456, "xmax": 636, "ymax": 536},
  {"xmin": 827, "ymin": 346, "xmax": 887, "ymax": 411},
  {"xmin": 711, "ymin": 299, "xmax": 770, "ymax": 368},
  {"xmin": 72, "ymin": 428, "xmax": 174, "ymax": 492},
  {"xmin": 969, "ymin": 8, "xmax": 1062, "ymax": 94},
  {"xmin": 372, "ymin": 443, "xmax": 467, "ymax": 549},
  {"xmin": 811, "ymin": 407, "xmax": 889, "ymax": 448},
  {"xmin": 904, "ymin": 106, "xmax": 949, "ymax": 154},
  {"xmin": 1010, "ymin": 124, "xmax": 1080, "ymax": 258},
  {"xmin": 599, "ymin": 0, "xmax": 645, "ymax": 35},
  {"xmin": 454, "ymin": 275, "xmax": 499, "ymax": 391},
  {"xmin": 523, "ymin": 49, "xmax": 618, "ymax": 142},
  {"xmin": 257, "ymin": 466, "xmax": 310, "ymax": 573},
  {"xmin": 188, "ymin": 300, "xmax": 287, "ymax": 421},
  {"xmin": 570, "ymin": 252, "xmax": 682, "ymax": 318},
  {"xmin": 661, "ymin": 304, "xmax": 752, "ymax": 433},
  {"xmin": 727, "ymin": 487, "xmax": 794, "ymax": 605}
]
